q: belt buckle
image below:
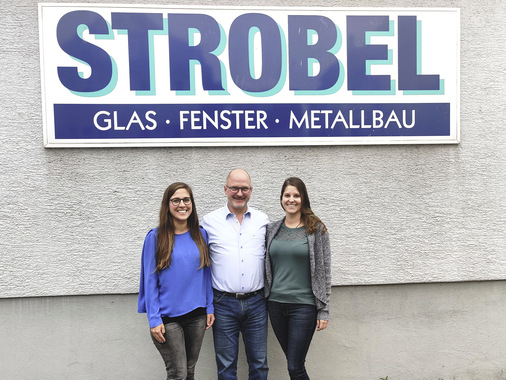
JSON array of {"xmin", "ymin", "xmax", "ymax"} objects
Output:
[{"xmin": 235, "ymin": 292, "xmax": 247, "ymax": 300}]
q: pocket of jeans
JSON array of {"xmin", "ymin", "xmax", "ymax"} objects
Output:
[{"xmin": 213, "ymin": 292, "xmax": 225, "ymax": 303}]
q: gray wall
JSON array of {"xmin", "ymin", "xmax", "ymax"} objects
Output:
[
  {"xmin": 1, "ymin": 0, "xmax": 505, "ymax": 298},
  {"xmin": 1, "ymin": 282, "xmax": 506, "ymax": 380},
  {"xmin": 0, "ymin": 3, "xmax": 505, "ymax": 378},
  {"xmin": 0, "ymin": 0, "xmax": 506, "ymax": 380}
]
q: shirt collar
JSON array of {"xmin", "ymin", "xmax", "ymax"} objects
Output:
[{"xmin": 223, "ymin": 203, "xmax": 251, "ymax": 219}]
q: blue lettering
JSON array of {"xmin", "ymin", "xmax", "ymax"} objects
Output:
[
  {"xmin": 398, "ymin": 16, "xmax": 440, "ymax": 91},
  {"xmin": 53, "ymin": 10, "xmax": 444, "ymax": 97},
  {"xmin": 229, "ymin": 13, "xmax": 283, "ymax": 93},
  {"xmin": 56, "ymin": 11, "xmax": 113, "ymax": 93},
  {"xmin": 111, "ymin": 13, "xmax": 164, "ymax": 91},
  {"xmin": 347, "ymin": 16, "xmax": 390, "ymax": 91},
  {"xmin": 288, "ymin": 16, "xmax": 340, "ymax": 91},
  {"xmin": 167, "ymin": 14, "xmax": 224, "ymax": 91}
]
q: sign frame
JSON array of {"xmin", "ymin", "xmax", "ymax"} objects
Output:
[{"xmin": 39, "ymin": 4, "xmax": 460, "ymax": 148}]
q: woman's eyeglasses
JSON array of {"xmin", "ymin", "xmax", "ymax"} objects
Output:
[{"xmin": 169, "ymin": 197, "xmax": 192, "ymax": 206}]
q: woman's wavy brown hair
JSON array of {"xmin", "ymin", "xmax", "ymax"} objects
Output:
[
  {"xmin": 156, "ymin": 182, "xmax": 209, "ymax": 272},
  {"xmin": 280, "ymin": 177, "xmax": 327, "ymax": 235}
]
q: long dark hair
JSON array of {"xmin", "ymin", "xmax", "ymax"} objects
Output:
[
  {"xmin": 156, "ymin": 182, "xmax": 209, "ymax": 272},
  {"xmin": 280, "ymin": 177, "xmax": 327, "ymax": 235}
]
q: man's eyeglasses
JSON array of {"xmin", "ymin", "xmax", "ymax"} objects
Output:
[
  {"xmin": 226, "ymin": 186, "xmax": 252, "ymax": 194},
  {"xmin": 170, "ymin": 197, "xmax": 192, "ymax": 206}
]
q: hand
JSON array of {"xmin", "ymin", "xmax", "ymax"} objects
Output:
[
  {"xmin": 206, "ymin": 314, "xmax": 215, "ymax": 330},
  {"xmin": 316, "ymin": 319, "xmax": 328, "ymax": 331},
  {"xmin": 151, "ymin": 323, "xmax": 166, "ymax": 343}
]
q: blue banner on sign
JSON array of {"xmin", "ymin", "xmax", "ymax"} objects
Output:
[{"xmin": 54, "ymin": 103, "xmax": 450, "ymax": 139}]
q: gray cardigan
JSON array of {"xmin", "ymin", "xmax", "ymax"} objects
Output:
[{"xmin": 264, "ymin": 218, "xmax": 332, "ymax": 320}]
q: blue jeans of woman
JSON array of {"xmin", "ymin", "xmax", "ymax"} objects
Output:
[
  {"xmin": 268, "ymin": 301, "xmax": 317, "ymax": 380},
  {"xmin": 212, "ymin": 289, "xmax": 268, "ymax": 380},
  {"xmin": 151, "ymin": 314, "xmax": 207, "ymax": 380}
]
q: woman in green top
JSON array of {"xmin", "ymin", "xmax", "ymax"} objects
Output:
[{"xmin": 265, "ymin": 177, "xmax": 332, "ymax": 380}]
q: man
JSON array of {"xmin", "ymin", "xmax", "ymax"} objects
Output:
[{"xmin": 202, "ymin": 169, "xmax": 269, "ymax": 380}]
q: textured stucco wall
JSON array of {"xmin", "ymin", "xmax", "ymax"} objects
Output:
[{"xmin": 0, "ymin": 0, "xmax": 505, "ymax": 298}]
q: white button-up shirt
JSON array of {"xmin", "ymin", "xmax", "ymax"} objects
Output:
[{"xmin": 202, "ymin": 204, "xmax": 269, "ymax": 293}]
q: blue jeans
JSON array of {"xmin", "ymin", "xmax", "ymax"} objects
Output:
[
  {"xmin": 212, "ymin": 289, "xmax": 268, "ymax": 380},
  {"xmin": 151, "ymin": 314, "xmax": 207, "ymax": 380},
  {"xmin": 268, "ymin": 301, "xmax": 317, "ymax": 380}
]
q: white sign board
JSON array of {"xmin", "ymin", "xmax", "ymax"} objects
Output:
[{"xmin": 39, "ymin": 4, "xmax": 460, "ymax": 147}]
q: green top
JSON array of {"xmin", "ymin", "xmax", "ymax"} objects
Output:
[{"xmin": 268, "ymin": 223, "xmax": 315, "ymax": 305}]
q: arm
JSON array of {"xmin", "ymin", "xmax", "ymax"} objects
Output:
[
  {"xmin": 204, "ymin": 265, "xmax": 215, "ymax": 330},
  {"xmin": 202, "ymin": 227, "xmax": 215, "ymax": 330},
  {"xmin": 316, "ymin": 228, "xmax": 332, "ymax": 326},
  {"xmin": 139, "ymin": 230, "xmax": 164, "ymax": 330}
]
